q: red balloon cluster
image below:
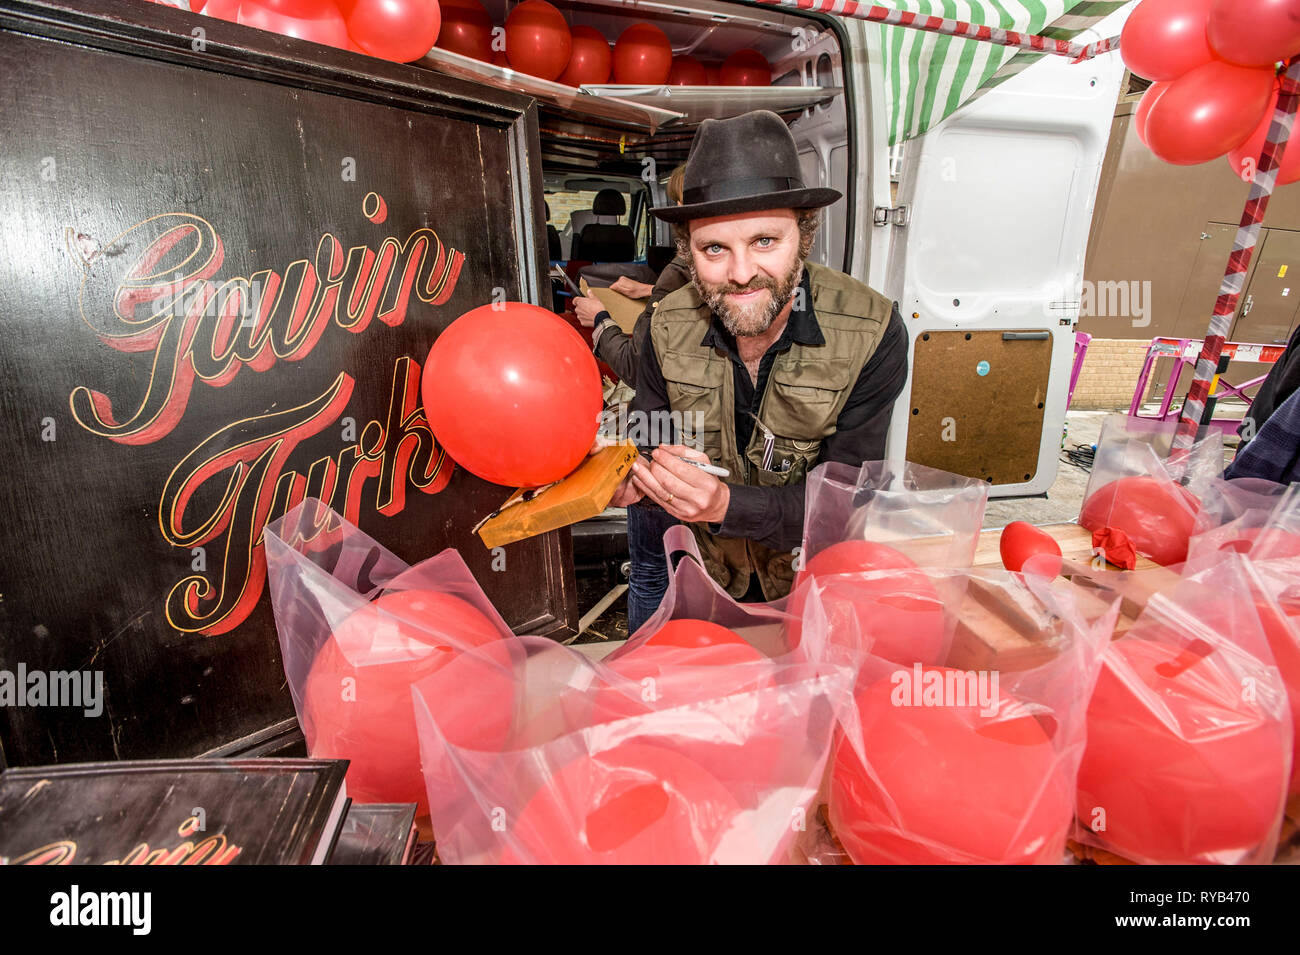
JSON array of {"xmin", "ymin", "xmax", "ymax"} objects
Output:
[
  {"xmin": 202, "ymin": 0, "xmax": 442, "ymax": 62},
  {"xmin": 1124, "ymin": 0, "xmax": 1300, "ymax": 174},
  {"xmin": 420, "ymin": 301, "xmax": 602, "ymax": 488}
]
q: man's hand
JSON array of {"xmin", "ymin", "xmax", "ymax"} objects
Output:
[
  {"xmin": 573, "ymin": 295, "xmax": 606, "ymax": 329},
  {"xmin": 630, "ymin": 445, "xmax": 730, "ymax": 524},
  {"xmin": 610, "ymin": 275, "xmax": 654, "ymax": 299},
  {"xmin": 590, "ymin": 435, "xmax": 644, "ymax": 507}
]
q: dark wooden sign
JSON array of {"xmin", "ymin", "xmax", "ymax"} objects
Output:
[{"xmin": 0, "ymin": 0, "xmax": 576, "ymax": 767}]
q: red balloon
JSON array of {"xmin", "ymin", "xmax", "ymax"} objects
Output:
[
  {"xmin": 999, "ymin": 521, "xmax": 1063, "ymax": 576},
  {"xmin": 202, "ymin": 0, "xmax": 241, "ymax": 21},
  {"xmin": 644, "ymin": 618, "xmax": 750, "ymax": 651},
  {"xmin": 191, "ymin": 0, "xmax": 209, "ymax": 11},
  {"xmin": 1121, "ymin": 0, "xmax": 1217, "ymax": 82},
  {"xmin": 1143, "ymin": 59, "xmax": 1275, "ymax": 165},
  {"xmin": 667, "ymin": 54, "xmax": 707, "ymax": 86},
  {"xmin": 435, "ymin": 0, "xmax": 493, "ymax": 62},
  {"xmin": 831, "ymin": 668, "xmax": 1071, "ymax": 864},
  {"xmin": 499, "ymin": 744, "xmax": 745, "ymax": 864},
  {"xmin": 559, "ymin": 25, "xmax": 611, "ymax": 86},
  {"xmin": 302, "ymin": 590, "xmax": 509, "ymax": 814},
  {"xmin": 1252, "ymin": 594, "xmax": 1300, "ymax": 795},
  {"xmin": 238, "ymin": 0, "xmax": 351, "ymax": 48},
  {"xmin": 504, "ymin": 0, "xmax": 572, "ymax": 81},
  {"xmin": 1133, "ymin": 81, "xmax": 1169, "ymax": 145},
  {"xmin": 1079, "ymin": 475, "xmax": 1200, "ymax": 565},
  {"xmin": 1211, "ymin": 524, "xmax": 1300, "ymax": 560},
  {"xmin": 343, "ymin": 0, "xmax": 440, "ymax": 62},
  {"xmin": 720, "ymin": 48, "xmax": 771, "ymax": 86},
  {"xmin": 612, "ymin": 23, "xmax": 672, "ymax": 85},
  {"xmin": 1228, "ymin": 83, "xmax": 1300, "ymax": 185},
  {"xmin": 1208, "ymin": 0, "xmax": 1300, "ymax": 68},
  {"xmin": 1078, "ymin": 637, "xmax": 1289, "ymax": 862},
  {"xmin": 491, "ymin": 47, "xmax": 509, "ymax": 67},
  {"xmin": 420, "ymin": 302, "xmax": 602, "ymax": 488},
  {"xmin": 788, "ymin": 539, "xmax": 946, "ymax": 665}
]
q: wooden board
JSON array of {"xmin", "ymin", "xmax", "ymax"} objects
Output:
[
  {"xmin": 579, "ymin": 278, "xmax": 645, "ymax": 335},
  {"xmin": 906, "ymin": 329, "xmax": 1052, "ymax": 485},
  {"xmin": 0, "ymin": 0, "xmax": 576, "ymax": 768},
  {"xmin": 476, "ymin": 444, "xmax": 638, "ymax": 549}
]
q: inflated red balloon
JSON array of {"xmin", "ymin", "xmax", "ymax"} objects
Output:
[
  {"xmin": 999, "ymin": 521, "xmax": 1063, "ymax": 576},
  {"xmin": 238, "ymin": 0, "xmax": 351, "ymax": 48},
  {"xmin": 302, "ymin": 590, "xmax": 510, "ymax": 814},
  {"xmin": 1079, "ymin": 475, "xmax": 1200, "ymax": 565},
  {"xmin": 421, "ymin": 302, "xmax": 602, "ymax": 488},
  {"xmin": 1133, "ymin": 81, "xmax": 1169, "ymax": 146},
  {"xmin": 343, "ymin": 0, "xmax": 440, "ymax": 62},
  {"xmin": 612, "ymin": 23, "xmax": 672, "ymax": 85},
  {"xmin": 203, "ymin": 0, "xmax": 242, "ymax": 21},
  {"xmin": 499, "ymin": 744, "xmax": 745, "ymax": 864},
  {"xmin": 644, "ymin": 618, "xmax": 750, "ymax": 651},
  {"xmin": 667, "ymin": 54, "xmax": 707, "ymax": 86},
  {"xmin": 1228, "ymin": 84, "xmax": 1300, "ymax": 185},
  {"xmin": 1252, "ymin": 594, "xmax": 1300, "ymax": 794},
  {"xmin": 788, "ymin": 539, "xmax": 946, "ymax": 664},
  {"xmin": 720, "ymin": 48, "xmax": 771, "ymax": 86},
  {"xmin": 504, "ymin": 0, "xmax": 572, "ymax": 81},
  {"xmin": 559, "ymin": 25, "xmax": 611, "ymax": 86},
  {"xmin": 831, "ymin": 668, "xmax": 1071, "ymax": 864},
  {"xmin": 1208, "ymin": 0, "xmax": 1300, "ymax": 68},
  {"xmin": 1121, "ymin": 0, "xmax": 1217, "ymax": 82},
  {"xmin": 1143, "ymin": 59, "xmax": 1275, "ymax": 165},
  {"xmin": 435, "ymin": 0, "xmax": 493, "ymax": 62},
  {"xmin": 1077, "ymin": 637, "xmax": 1289, "ymax": 863}
]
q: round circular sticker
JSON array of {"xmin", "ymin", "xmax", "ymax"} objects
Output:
[{"xmin": 976, "ymin": 360, "xmax": 991, "ymax": 377}]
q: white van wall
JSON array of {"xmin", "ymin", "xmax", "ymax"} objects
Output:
[{"xmin": 881, "ymin": 20, "xmax": 1127, "ymax": 497}]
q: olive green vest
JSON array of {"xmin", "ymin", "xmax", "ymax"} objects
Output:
[{"xmin": 649, "ymin": 260, "xmax": 894, "ymax": 600}]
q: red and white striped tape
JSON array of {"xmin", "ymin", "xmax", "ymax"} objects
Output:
[{"xmin": 750, "ymin": 0, "xmax": 1120, "ymax": 61}]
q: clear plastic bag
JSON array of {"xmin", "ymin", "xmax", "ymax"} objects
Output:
[
  {"xmin": 822, "ymin": 569, "xmax": 1119, "ymax": 864},
  {"xmin": 262, "ymin": 499, "xmax": 517, "ymax": 818},
  {"xmin": 1073, "ymin": 554, "xmax": 1292, "ymax": 864},
  {"xmin": 792, "ymin": 460, "xmax": 988, "ymax": 666},
  {"xmin": 412, "ymin": 526, "xmax": 857, "ymax": 865},
  {"xmin": 1078, "ymin": 414, "xmax": 1223, "ymax": 566}
]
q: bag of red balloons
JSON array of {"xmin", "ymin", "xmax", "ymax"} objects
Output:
[
  {"xmin": 1074, "ymin": 553, "xmax": 1292, "ymax": 864},
  {"xmin": 828, "ymin": 570, "xmax": 1120, "ymax": 864},
  {"xmin": 1077, "ymin": 414, "xmax": 1224, "ymax": 567},
  {"xmin": 410, "ymin": 529, "xmax": 856, "ymax": 864},
  {"xmin": 262, "ymin": 498, "xmax": 518, "ymax": 823},
  {"xmin": 1124, "ymin": 0, "xmax": 1300, "ymax": 175},
  {"xmin": 1184, "ymin": 482, "xmax": 1300, "ymax": 799},
  {"xmin": 790, "ymin": 460, "xmax": 989, "ymax": 666}
]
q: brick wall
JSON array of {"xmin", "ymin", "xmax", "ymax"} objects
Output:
[{"xmin": 1070, "ymin": 338, "xmax": 1153, "ymax": 411}]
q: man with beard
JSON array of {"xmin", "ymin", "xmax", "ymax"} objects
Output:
[{"xmin": 610, "ymin": 110, "xmax": 909, "ymax": 628}]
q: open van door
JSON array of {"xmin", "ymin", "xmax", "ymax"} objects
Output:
[{"xmin": 882, "ymin": 19, "xmax": 1128, "ymax": 497}]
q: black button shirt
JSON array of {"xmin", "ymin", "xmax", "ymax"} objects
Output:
[{"xmin": 630, "ymin": 267, "xmax": 909, "ymax": 553}]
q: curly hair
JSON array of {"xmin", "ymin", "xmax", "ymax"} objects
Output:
[{"xmin": 673, "ymin": 207, "xmax": 821, "ymax": 262}]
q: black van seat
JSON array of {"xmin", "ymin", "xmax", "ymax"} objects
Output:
[{"xmin": 574, "ymin": 189, "xmax": 635, "ymax": 262}]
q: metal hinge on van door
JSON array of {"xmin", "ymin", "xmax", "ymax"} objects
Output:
[{"xmin": 873, "ymin": 205, "xmax": 909, "ymax": 227}]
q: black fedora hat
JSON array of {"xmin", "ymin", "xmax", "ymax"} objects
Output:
[{"xmin": 650, "ymin": 110, "xmax": 841, "ymax": 223}]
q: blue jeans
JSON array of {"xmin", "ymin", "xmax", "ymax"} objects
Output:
[{"xmin": 626, "ymin": 502, "xmax": 681, "ymax": 633}]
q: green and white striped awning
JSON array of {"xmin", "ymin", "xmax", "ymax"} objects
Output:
[{"xmin": 879, "ymin": 1, "xmax": 1131, "ymax": 144}]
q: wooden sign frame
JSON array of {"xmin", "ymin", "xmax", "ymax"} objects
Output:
[{"xmin": 0, "ymin": 0, "xmax": 577, "ymax": 767}]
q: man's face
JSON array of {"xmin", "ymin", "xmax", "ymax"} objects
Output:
[{"xmin": 686, "ymin": 209, "xmax": 803, "ymax": 338}]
